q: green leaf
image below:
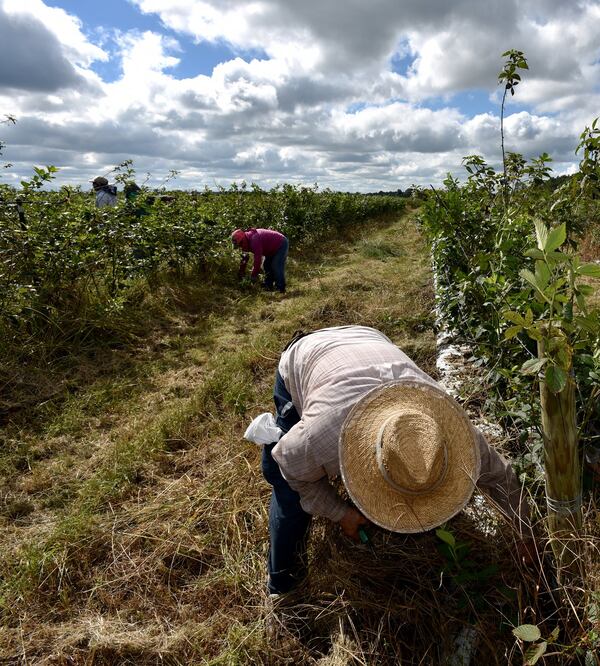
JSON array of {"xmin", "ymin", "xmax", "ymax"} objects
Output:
[
  {"xmin": 546, "ymin": 335, "xmax": 564, "ymax": 353},
  {"xmin": 524, "ymin": 325, "xmax": 544, "ymax": 342},
  {"xmin": 577, "ymin": 263, "xmax": 600, "ymax": 278},
  {"xmin": 534, "ymin": 220, "xmax": 548, "ymax": 251},
  {"xmin": 435, "ymin": 528, "xmax": 455, "ymax": 548},
  {"xmin": 437, "ymin": 542, "xmax": 454, "ymax": 564},
  {"xmin": 525, "ymin": 641, "xmax": 547, "ymax": 665},
  {"xmin": 545, "ymin": 365, "xmax": 567, "ymax": 393},
  {"xmin": 524, "ymin": 248, "xmax": 545, "ymax": 260},
  {"xmin": 577, "ymin": 284, "xmax": 595, "ymax": 296},
  {"xmin": 556, "ymin": 347, "xmax": 572, "ymax": 370},
  {"xmin": 587, "ymin": 601, "xmax": 600, "ymax": 623},
  {"xmin": 546, "ymin": 223, "xmax": 567, "ymax": 251},
  {"xmin": 505, "ymin": 326, "xmax": 522, "ymax": 340},
  {"xmin": 513, "ymin": 624, "xmax": 541, "ymax": 642},
  {"xmin": 548, "ymin": 627, "xmax": 560, "ymax": 643},
  {"xmin": 520, "ymin": 269, "xmax": 540, "ymax": 290},
  {"xmin": 521, "ymin": 358, "xmax": 546, "ymax": 374},
  {"xmin": 504, "ymin": 311, "xmax": 526, "ymax": 325},
  {"xmin": 545, "ymin": 251, "xmax": 570, "ymax": 263},
  {"xmin": 535, "ymin": 261, "xmax": 551, "ymax": 289}
]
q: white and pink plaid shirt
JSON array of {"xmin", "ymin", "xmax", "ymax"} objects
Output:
[{"xmin": 272, "ymin": 326, "xmax": 528, "ymax": 529}]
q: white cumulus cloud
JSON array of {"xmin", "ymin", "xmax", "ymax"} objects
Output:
[{"xmin": 1, "ymin": 0, "xmax": 599, "ymax": 190}]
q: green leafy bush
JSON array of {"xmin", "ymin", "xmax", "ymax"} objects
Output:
[{"xmin": 0, "ymin": 171, "xmax": 405, "ymax": 346}]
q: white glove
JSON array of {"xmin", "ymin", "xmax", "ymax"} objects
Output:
[{"xmin": 243, "ymin": 412, "xmax": 283, "ymax": 445}]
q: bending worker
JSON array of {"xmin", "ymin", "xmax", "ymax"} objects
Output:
[
  {"xmin": 260, "ymin": 325, "xmax": 535, "ymax": 596},
  {"xmin": 231, "ymin": 227, "xmax": 288, "ymax": 293}
]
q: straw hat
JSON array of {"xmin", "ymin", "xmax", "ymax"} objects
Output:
[{"xmin": 339, "ymin": 380, "xmax": 481, "ymax": 533}]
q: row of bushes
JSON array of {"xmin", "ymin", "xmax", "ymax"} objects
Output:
[
  {"xmin": 418, "ymin": 124, "xmax": 600, "ymax": 476},
  {"xmin": 0, "ymin": 174, "xmax": 405, "ymax": 338}
]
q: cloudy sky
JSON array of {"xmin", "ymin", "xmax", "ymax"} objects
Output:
[{"xmin": 1, "ymin": 0, "xmax": 599, "ymax": 191}]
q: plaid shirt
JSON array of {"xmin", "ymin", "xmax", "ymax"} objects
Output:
[{"xmin": 272, "ymin": 326, "xmax": 528, "ymax": 529}]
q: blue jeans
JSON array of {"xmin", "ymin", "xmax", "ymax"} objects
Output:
[
  {"xmin": 263, "ymin": 237, "xmax": 288, "ymax": 293},
  {"xmin": 261, "ymin": 370, "xmax": 311, "ymax": 593}
]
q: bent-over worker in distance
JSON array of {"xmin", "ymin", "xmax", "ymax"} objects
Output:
[
  {"xmin": 231, "ymin": 228, "xmax": 288, "ymax": 293},
  {"xmin": 259, "ymin": 325, "xmax": 535, "ymax": 596}
]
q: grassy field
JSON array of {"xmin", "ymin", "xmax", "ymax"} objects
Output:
[{"xmin": 0, "ymin": 209, "xmax": 574, "ymax": 664}]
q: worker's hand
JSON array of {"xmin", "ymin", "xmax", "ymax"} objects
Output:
[{"xmin": 339, "ymin": 507, "xmax": 369, "ymax": 542}]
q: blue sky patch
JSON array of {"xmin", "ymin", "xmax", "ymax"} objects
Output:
[
  {"xmin": 49, "ymin": 0, "xmax": 268, "ymax": 82},
  {"xmin": 422, "ymin": 89, "xmax": 496, "ymax": 116},
  {"xmin": 49, "ymin": 0, "xmax": 163, "ymax": 35},
  {"xmin": 390, "ymin": 50, "xmax": 415, "ymax": 76},
  {"xmin": 173, "ymin": 35, "xmax": 269, "ymax": 79},
  {"xmin": 419, "ymin": 89, "xmax": 530, "ymax": 117},
  {"xmin": 346, "ymin": 101, "xmax": 372, "ymax": 114}
]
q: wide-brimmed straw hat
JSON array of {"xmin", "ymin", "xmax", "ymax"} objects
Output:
[{"xmin": 339, "ymin": 380, "xmax": 481, "ymax": 533}]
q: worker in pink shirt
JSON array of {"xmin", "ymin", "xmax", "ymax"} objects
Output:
[{"xmin": 231, "ymin": 228, "xmax": 289, "ymax": 293}]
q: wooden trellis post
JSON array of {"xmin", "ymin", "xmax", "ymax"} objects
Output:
[{"xmin": 538, "ymin": 342, "xmax": 582, "ymax": 574}]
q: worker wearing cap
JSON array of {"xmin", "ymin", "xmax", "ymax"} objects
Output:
[
  {"xmin": 259, "ymin": 325, "xmax": 535, "ymax": 597},
  {"xmin": 231, "ymin": 228, "xmax": 288, "ymax": 293},
  {"xmin": 91, "ymin": 176, "xmax": 117, "ymax": 208}
]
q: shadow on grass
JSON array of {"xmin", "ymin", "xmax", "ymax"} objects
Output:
[{"xmin": 0, "ymin": 269, "xmax": 250, "ymax": 429}]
